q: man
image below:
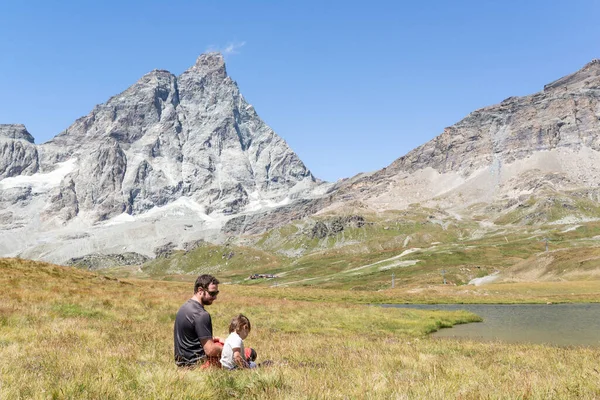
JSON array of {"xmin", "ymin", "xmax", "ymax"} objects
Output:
[{"xmin": 173, "ymin": 274, "xmax": 223, "ymax": 367}]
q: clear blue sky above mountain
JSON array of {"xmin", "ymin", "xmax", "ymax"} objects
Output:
[{"xmin": 1, "ymin": 1, "xmax": 599, "ymax": 182}]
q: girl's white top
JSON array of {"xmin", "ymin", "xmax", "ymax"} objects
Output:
[{"xmin": 220, "ymin": 331, "xmax": 245, "ymax": 370}]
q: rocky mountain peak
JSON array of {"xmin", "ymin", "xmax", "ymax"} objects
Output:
[
  {"xmin": 0, "ymin": 52, "xmax": 319, "ymax": 263},
  {"xmin": 188, "ymin": 52, "xmax": 227, "ymax": 79},
  {"xmin": 0, "ymin": 124, "xmax": 35, "ymax": 143}
]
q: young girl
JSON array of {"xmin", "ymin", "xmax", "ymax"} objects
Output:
[{"xmin": 220, "ymin": 314, "xmax": 257, "ymax": 369}]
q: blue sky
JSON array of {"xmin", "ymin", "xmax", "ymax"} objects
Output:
[{"xmin": 1, "ymin": 1, "xmax": 599, "ymax": 182}]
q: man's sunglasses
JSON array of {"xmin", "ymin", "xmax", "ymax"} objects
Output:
[{"xmin": 205, "ymin": 290, "xmax": 219, "ymax": 297}]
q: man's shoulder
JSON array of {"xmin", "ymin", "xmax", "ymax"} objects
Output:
[{"xmin": 178, "ymin": 299, "xmax": 207, "ymax": 315}]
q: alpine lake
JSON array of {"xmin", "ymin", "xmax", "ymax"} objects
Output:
[{"xmin": 382, "ymin": 303, "xmax": 600, "ymax": 347}]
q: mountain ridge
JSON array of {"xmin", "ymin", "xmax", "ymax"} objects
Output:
[
  {"xmin": 324, "ymin": 59, "xmax": 600, "ymax": 215},
  {"xmin": 1, "ymin": 57, "xmax": 600, "ymax": 268}
]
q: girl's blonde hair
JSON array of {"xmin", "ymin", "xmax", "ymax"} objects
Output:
[{"xmin": 228, "ymin": 314, "xmax": 251, "ymax": 333}]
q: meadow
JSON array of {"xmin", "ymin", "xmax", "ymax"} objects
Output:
[{"xmin": 2, "ymin": 258, "xmax": 600, "ymax": 399}]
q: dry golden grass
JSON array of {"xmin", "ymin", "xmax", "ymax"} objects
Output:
[{"xmin": 1, "ymin": 258, "xmax": 599, "ymax": 399}]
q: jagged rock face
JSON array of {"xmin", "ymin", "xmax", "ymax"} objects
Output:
[
  {"xmin": 43, "ymin": 178, "xmax": 79, "ymax": 222},
  {"xmin": 0, "ymin": 124, "xmax": 39, "ymax": 179},
  {"xmin": 37, "ymin": 52, "xmax": 315, "ymax": 222}
]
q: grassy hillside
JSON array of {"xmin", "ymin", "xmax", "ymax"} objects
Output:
[
  {"xmin": 140, "ymin": 242, "xmax": 286, "ymax": 282},
  {"xmin": 2, "ymin": 258, "xmax": 599, "ymax": 399},
  {"xmin": 95, "ymin": 208, "xmax": 600, "ymax": 291}
]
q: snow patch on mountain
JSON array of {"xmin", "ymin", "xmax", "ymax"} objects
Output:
[{"xmin": 0, "ymin": 159, "xmax": 76, "ymax": 193}]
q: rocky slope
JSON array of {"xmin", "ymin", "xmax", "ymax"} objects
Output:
[{"xmin": 330, "ymin": 59, "xmax": 600, "ymax": 216}]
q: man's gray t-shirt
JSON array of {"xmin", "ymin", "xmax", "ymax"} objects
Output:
[{"xmin": 173, "ymin": 299, "xmax": 213, "ymax": 366}]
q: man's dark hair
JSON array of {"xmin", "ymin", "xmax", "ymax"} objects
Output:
[{"xmin": 194, "ymin": 274, "xmax": 220, "ymax": 294}]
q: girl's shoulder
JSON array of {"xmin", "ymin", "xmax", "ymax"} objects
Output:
[
  {"xmin": 225, "ymin": 332, "xmax": 244, "ymax": 344},
  {"xmin": 226, "ymin": 331, "xmax": 242, "ymax": 342}
]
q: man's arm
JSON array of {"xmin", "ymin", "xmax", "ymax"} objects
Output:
[
  {"xmin": 200, "ymin": 337, "xmax": 222, "ymax": 358},
  {"xmin": 194, "ymin": 312, "xmax": 221, "ymax": 357},
  {"xmin": 212, "ymin": 336, "xmax": 223, "ymax": 344}
]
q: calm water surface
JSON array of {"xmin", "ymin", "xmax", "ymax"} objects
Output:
[{"xmin": 382, "ymin": 303, "xmax": 600, "ymax": 347}]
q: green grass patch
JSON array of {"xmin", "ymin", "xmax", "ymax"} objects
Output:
[{"xmin": 51, "ymin": 303, "xmax": 106, "ymax": 319}]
